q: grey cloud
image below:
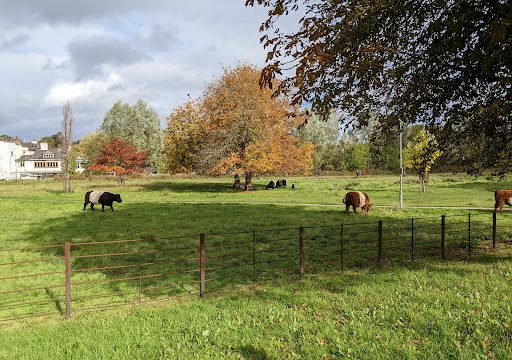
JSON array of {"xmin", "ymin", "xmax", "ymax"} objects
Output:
[
  {"xmin": 0, "ymin": 0, "xmax": 171, "ymax": 29},
  {"xmin": 68, "ymin": 34, "xmax": 150, "ymax": 77},
  {"xmin": 41, "ymin": 58, "xmax": 68, "ymax": 71},
  {"xmin": 1, "ymin": 33, "xmax": 29, "ymax": 48},
  {"xmin": 148, "ymin": 22, "xmax": 179, "ymax": 51}
]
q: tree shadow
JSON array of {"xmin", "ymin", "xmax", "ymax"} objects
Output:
[{"xmin": 238, "ymin": 345, "xmax": 271, "ymax": 360}]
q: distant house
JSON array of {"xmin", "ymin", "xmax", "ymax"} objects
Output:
[
  {"xmin": 17, "ymin": 149, "xmax": 64, "ymax": 179},
  {"xmin": 0, "ymin": 140, "xmax": 85, "ymax": 180}
]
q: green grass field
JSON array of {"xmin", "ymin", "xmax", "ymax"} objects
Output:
[{"xmin": 0, "ymin": 174, "xmax": 511, "ymax": 359}]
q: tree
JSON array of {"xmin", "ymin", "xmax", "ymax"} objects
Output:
[
  {"xmin": 101, "ymin": 99, "xmax": 163, "ymax": 171},
  {"xmin": 74, "ymin": 132, "xmax": 109, "ymax": 169},
  {"xmin": 164, "ymin": 64, "xmax": 314, "ymax": 175},
  {"xmin": 62, "ymin": 102, "xmax": 73, "ymax": 193},
  {"xmin": 164, "ymin": 100, "xmax": 203, "ymax": 174},
  {"xmin": 246, "ymin": 0, "xmax": 512, "ymax": 172},
  {"xmin": 403, "ymin": 129, "xmax": 443, "ymax": 192},
  {"xmin": 40, "ymin": 133, "xmax": 63, "ymax": 149},
  {"xmin": 89, "ymin": 137, "xmax": 148, "ymax": 185},
  {"xmin": 341, "ymin": 142, "xmax": 370, "ymax": 172}
]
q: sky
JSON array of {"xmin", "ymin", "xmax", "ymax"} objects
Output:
[{"xmin": 0, "ymin": 1, "xmax": 284, "ymax": 141}]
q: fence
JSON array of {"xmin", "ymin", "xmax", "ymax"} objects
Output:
[{"xmin": 0, "ymin": 212, "xmax": 508, "ymax": 324}]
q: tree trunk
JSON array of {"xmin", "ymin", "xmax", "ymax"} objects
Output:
[
  {"xmin": 62, "ymin": 156, "xmax": 71, "ymax": 193},
  {"xmin": 244, "ymin": 171, "xmax": 253, "ymax": 191}
]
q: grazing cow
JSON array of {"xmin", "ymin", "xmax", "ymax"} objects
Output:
[
  {"xmin": 266, "ymin": 181, "xmax": 275, "ymax": 190},
  {"xmin": 343, "ymin": 191, "xmax": 372, "ymax": 214},
  {"xmin": 291, "ymin": 184, "xmax": 295, "ymax": 190},
  {"xmin": 494, "ymin": 189, "xmax": 512, "ymax": 212},
  {"xmin": 84, "ymin": 191, "xmax": 122, "ymax": 212}
]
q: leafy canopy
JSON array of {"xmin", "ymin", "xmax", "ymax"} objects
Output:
[
  {"xmin": 246, "ymin": 0, "xmax": 512, "ymax": 171},
  {"xmin": 101, "ymin": 99, "xmax": 163, "ymax": 170},
  {"xmin": 164, "ymin": 64, "xmax": 314, "ymax": 175},
  {"xmin": 89, "ymin": 137, "xmax": 148, "ymax": 181}
]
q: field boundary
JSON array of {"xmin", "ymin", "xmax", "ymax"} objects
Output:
[{"xmin": 0, "ymin": 211, "xmax": 509, "ymax": 324}]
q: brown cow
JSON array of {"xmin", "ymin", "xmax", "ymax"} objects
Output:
[
  {"xmin": 494, "ymin": 190, "xmax": 512, "ymax": 212},
  {"xmin": 343, "ymin": 191, "xmax": 372, "ymax": 214}
]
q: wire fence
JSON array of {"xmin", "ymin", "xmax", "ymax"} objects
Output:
[{"xmin": 0, "ymin": 212, "xmax": 510, "ymax": 324}]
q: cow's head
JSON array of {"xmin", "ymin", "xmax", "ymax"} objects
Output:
[{"xmin": 115, "ymin": 194, "xmax": 122, "ymax": 203}]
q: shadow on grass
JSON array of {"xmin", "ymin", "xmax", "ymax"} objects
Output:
[{"xmin": 238, "ymin": 345, "xmax": 270, "ymax": 360}]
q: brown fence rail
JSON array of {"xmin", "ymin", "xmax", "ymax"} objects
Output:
[{"xmin": 0, "ymin": 212, "xmax": 508, "ymax": 324}]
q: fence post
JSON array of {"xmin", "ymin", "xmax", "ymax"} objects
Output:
[
  {"xmin": 377, "ymin": 221, "xmax": 383, "ymax": 269},
  {"xmin": 299, "ymin": 226, "xmax": 304, "ymax": 279},
  {"xmin": 252, "ymin": 229, "xmax": 256, "ymax": 286},
  {"xmin": 340, "ymin": 223, "xmax": 344, "ymax": 273},
  {"xmin": 468, "ymin": 213, "xmax": 471, "ymax": 255},
  {"xmin": 138, "ymin": 246, "xmax": 142, "ymax": 303},
  {"xmin": 441, "ymin": 215, "xmax": 446, "ymax": 260},
  {"xmin": 492, "ymin": 211, "xmax": 497, "ymax": 249},
  {"xmin": 199, "ymin": 233, "xmax": 206, "ymax": 297},
  {"xmin": 411, "ymin": 218, "xmax": 414, "ymax": 261},
  {"xmin": 64, "ymin": 241, "xmax": 71, "ymax": 319}
]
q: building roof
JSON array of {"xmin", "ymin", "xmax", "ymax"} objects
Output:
[
  {"xmin": 17, "ymin": 149, "xmax": 63, "ymax": 162},
  {"xmin": 20, "ymin": 142, "xmax": 41, "ymax": 151}
]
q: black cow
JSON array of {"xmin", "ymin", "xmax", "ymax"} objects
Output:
[
  {"xmin": 84, "ymin": 191, "xmax": 122, "ymax": 212},
  {"xmin": 266, "ymin": 181, "xmax": 275, "ymax": 190},
  {"xmin": 291, "ymin": 184, "xmax": 295, "ymax": 190},
  {"xmin": 275, "ymin": 180, "xmax": 282, "ymax": 188}
]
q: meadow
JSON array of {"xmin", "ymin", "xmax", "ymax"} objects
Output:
[{"xmin": 0, "ymin": 173, "xmax": 511, "ymax": 359}]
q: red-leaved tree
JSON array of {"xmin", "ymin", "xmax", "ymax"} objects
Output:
[{"xmin": 89, "ymin": 137, "xmax": 148, "ymax": 185}]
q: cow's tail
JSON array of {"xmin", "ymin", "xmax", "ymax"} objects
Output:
[{"xmin": 342, "ymin": 196, "xmax": 346, "ymax": 204}]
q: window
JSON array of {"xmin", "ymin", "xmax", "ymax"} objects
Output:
[
  {"xmin": 34, "ymin": 162, "xmax": 58, "ymax": 168},
  {"xmin": 19, "ymin": 162, "xmax": 25, "ymax": 167},
  {"xmin": 42, "ymin": 153, "xmax": 54, "ymax": 158}
]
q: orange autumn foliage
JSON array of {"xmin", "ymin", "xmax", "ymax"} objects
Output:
[{"xmin": 164, "ymin": 63, "xmax": 313, "ymax": 175}]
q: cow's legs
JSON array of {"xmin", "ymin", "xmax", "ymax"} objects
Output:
[
  {"xmin": 83, "ymin": 201, "xmax": 88, "ymax": 210},
  {"xmin": 110, "ymin": 205, "xmax": 114, "ymax": 212},
  {"xmin": 345, "ymin": 204, "xmax": 350, "ymax": 214},
  {"xmin": 102, "ymin": 204, "xmax": 105, "ymax": 212},
  {"xmin": 90, "ymin": 204, "xmax": 94, "ymax": 211},
  {"xmin": 352, "ymin": 205, "xmax": 357, "ymax": 214}
]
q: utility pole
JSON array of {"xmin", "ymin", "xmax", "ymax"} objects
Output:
[{"xmin": 399, "ymin": 121, "xmax": 403, "ymax": 209}]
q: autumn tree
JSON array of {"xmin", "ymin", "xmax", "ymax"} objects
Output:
[
  {"xmin": 164, "ymin": 100, "xmax": 203, "ymax": 174},
  {"xmin": 403, "ymin": 129, "xmax": 443, "ymax": 193},
  {"xmin": 89, "ymin": 137, "xmax": 148, "ymax": 185},
  {"xmin": 101, "ymin": 99, "xmax": 164, "ymax": 171},
  {"xmin": 246, "ymin": 0, "xmax": 512, "ymax": 173},
  {"xmin": 164, "ymin": 64, "xmax": 313, "ymax": 175}
]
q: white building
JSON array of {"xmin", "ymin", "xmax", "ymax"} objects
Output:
[
  {"xmin": 0, "ymin": 141, "xmax": 21, "ymax": 180},
  {"xmin": 0, "ymin": 140, "xmax": 84, "ymax": 180}
]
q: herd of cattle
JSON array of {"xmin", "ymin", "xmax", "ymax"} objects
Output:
[{"xmin": 82, "ymin": 187, "xmax": 512, "ymax": 214}]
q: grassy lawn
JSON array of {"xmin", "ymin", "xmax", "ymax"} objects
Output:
[{"xmin": 0, "ymin": 174, "xmax": 511, "ymax": 359}]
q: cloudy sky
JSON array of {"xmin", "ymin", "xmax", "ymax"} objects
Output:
[{"xmin": 0, "ymin": 1, "xmax": 285, "ymax": 140}]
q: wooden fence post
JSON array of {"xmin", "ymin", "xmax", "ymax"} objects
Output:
[
  {"xmin": 411, "ymin": 218, "xmax": 414, "ymax": 261},
  {"xmin": 299, "ymin": 227, "xmax": 304, "ymax": 279},
  {"xmin": 492, "ymin": 211, "xmax": 497, "ymax": 249},
  {"xmin": 340, "ymin": 224, "xmax": 344, "ymax": 273},
  {"xmin": 468, "ymin": 213, "xmax": 471, "ymax": 255},
  {"xmin": 199, "ymin": 233, "xmax": 205, "ymax": 297},
  {"xmin": 252, "ymin": 230, "xmax": 256, "ymax": 286},
  {"xmin": 64, "ymin": 241, "xmax": 71, "ymax": 319},
  {"xmin": 377, "ymin": 221, "xmax": 383, "ymax": 269},
  {"xmin": 441, "ymin": 215, "xmax": 446, "ymax": 260}
]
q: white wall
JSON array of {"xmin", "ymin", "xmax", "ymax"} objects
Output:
[{"xmin": 0, "ymin": 141, "xmax": 21, "ymax": 180}]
